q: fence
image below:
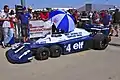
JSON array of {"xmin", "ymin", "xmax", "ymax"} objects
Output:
[{"xmin": 14, "ymin": 20, "xmax": 52, "ymax": 40}]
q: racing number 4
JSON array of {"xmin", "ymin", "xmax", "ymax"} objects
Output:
[
  {"xmin": 66, "ymin": 44, "xmax": 71, "ymax": 52},
  {"xmin": 66, "ymin": 42, "xmax": 84, "ymax": 52}
]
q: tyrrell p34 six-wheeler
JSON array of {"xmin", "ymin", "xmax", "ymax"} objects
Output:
[{"xmin": 6, "ymin": 27, "xmax": 110, "ymax": 64}]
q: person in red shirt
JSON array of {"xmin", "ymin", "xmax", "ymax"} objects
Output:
[
  {"xmin": 39, "ymin": 11, "xmax": 49, "ymax": 21},
  {"xmin": 9, "ymin": 10, "xmax": 15, "ymax": 28},
  {"xmin": 100, "ymin": 10, "xmax": 106, "ymax": 19},
  {"xmin": 92, "ymin": 11, "xmax": 100, "ymax": 24},
  {"xmin": 9, "ymin": 10, "xmax": 17, "ymax": 44},
  {"xmin": 73, "ymin": 10, "xmax": 79, "ymax": 25}
]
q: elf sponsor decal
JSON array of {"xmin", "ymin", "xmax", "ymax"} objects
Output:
[{"xmin": 65, "ymin": 41, "xmax": 84, "ymax": 52}]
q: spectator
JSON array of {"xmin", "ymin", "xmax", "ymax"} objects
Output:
[
  {"xmin": 110, "ymin": 9, "xmax": 120, "ymax": 37},
  {"xmin": 9, "ymin": 10, "xmax": 17, "ymax": 44},
  {"xmin": 0, "ymin": 5, "xmax": 12, "ymax": 48},
  {"xmin": 88, "ymin": 11, "xmax": 93, "ymax": 24},
  {"xmin": 81, "ymin": 11, "xmax": 88, "ymax": 18},
  {"xmin": 100, "ymin": 10, "xmax": 106, "ymax": 19},
  {"xmin": 89, "ymin": 11, "xmax": 93, "ymax": 19},
  {"xmin": 73, "ymin": 10, "xmax": 79, "ymax": 25},
  {"xmin": 39, "ymin": 10, "xmax": 49, "ymax": 21},
  {"xmin": 100, "ymin": 11, "xmax": 112, "ymax": 26},
  {"xmin": 33, "ymin": 13, "xmax": 37, "ymax": 20},
  {"xmin": 33, "ymin": 11, "xmax": 40, "ymax": 20},
  {"xmin": 92, "ymin": 11, "xmax": 100, "ymax": 24},
  {"xmin": 28, "ymin": 6, "xmax": 33, "ymax": 19},
  {"xmin": 18, "ymin": 7, "xmax": 31, "ymax": 42},
  {"xmin": 0, "ymin": 10, "xmax": 3, "ymax": 42}
]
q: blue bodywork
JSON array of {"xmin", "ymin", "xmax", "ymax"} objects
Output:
[
  {"xmin": 83, "ymin": 24, "xmax": 110, "ymax": 36},
  {"xmin": 30, "ymin": 35, "xmax": 93, "ymax": 55},
  {"xmin": 6, "ymin": 43, "xmax": 33, "ymax": 63},
  {"xmin": 6, "ymin": 34, "xmax": 93, "ymax": 63}
]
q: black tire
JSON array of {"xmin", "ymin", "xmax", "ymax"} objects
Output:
[
  {"xmin": 50, "ymin": 45, "xmax": 62, "ymax": 58},
  {"xmin": 93, "ymin": 33, "xmax": 109, "ymax": 50},
  {"xmin": 35, "ymin": 47, "xmax": 50, "ymax": 60}
]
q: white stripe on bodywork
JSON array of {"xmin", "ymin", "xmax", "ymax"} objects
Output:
[
  {"xmin": 24, "ymin": 43, "xmax": 31, "ymax": 45},
  {"xmin": 28, "ymin": 57, "xmax": 33, "ymax": 60},
  {"xmin": 12, "ymin": 43, "xmax": 21, "ymax": 50},
  {"xmin": 91, "ymin": 28, "xmax": 102, "ymax": 30},
  {"xmin": 18, "ymin": 50, "xmax": 31, "ymax": 59},
  {"xmin": 102, "ymin": 28, "xmax": 109, "ymax": 30},
  {"xmin": 14, "ymin": 46, "xmax": 24, "ymax": 53}
]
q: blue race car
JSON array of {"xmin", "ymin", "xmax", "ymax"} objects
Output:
[{"xmin": 6, "ymin": 27, "xmax": 110, "ymax": 64}]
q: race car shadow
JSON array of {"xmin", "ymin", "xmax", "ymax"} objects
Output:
[
  {"xmin": 62, "ymin": 48, "xmax": 91, "ymax": 56},
  {"xmin": 109, "ymin": 43, "xmax": 120, "ymax": 47}
]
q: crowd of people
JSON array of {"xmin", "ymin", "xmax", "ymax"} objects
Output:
[
  {"xmin": 0, "ymin": 5, "xmax": 16, "ymax": 48},
  {"xmin": 0, "ymin": 4, "xmax": 120, "ymax": 48},
  {"xmin": 0, "ymin": 5, "xmax": 54, "ymax": 48},
  {"xmin": 70, "ymin": 9, "xmax": 120, "ymax": 37},
  {"xmin": 0, "ymin": 5, "xmax": 31, "ymax": 48}
]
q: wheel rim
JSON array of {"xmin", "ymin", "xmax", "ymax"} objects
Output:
[
  {"xmin": 55, "ymin": 49, "xmax": 60, "ymax": 54},
  {"xmin": 100, "ymin": 39, "xmax": 108, "ymax": 47},
  {"xmin": 42, "ymin": 51, "xmax": 48, "ymax": 56}
]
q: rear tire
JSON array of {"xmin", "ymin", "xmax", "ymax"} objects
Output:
[
  {"xmin": 50, "ymin": 45, "xmax": 62, "ymax": 58},
  {"xmin": 93, "ymin": 33, "xmax": 109, "ymax": 50},
  {"xmin": 35, "ymin": 47, "xmax": 50, "ymax": 60}
]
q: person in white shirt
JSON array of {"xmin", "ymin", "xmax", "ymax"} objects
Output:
[
  {"xmin": 28, "ymin": 6, "xmax": 33, "ymax": 19},
  {"xmin": 0, "ymin": 10, "xmax": 3, "ymax": 41},
  {"xmin": 0, "ymin": 5, "xmax": 12, "ymax": 48}
]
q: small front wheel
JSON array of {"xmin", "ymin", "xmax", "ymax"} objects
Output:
[
  {"xmin": 50, "ymin": 45, "xmax": 62, "ymax": 58},
  {"xmin": 35, "ymin": 47, "xmax": 50, "ymax": 60}
]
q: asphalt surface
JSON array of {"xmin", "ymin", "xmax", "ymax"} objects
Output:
[{"xmin": 0, "ymin": 36, "xmax": 120, "ymax": 80}]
